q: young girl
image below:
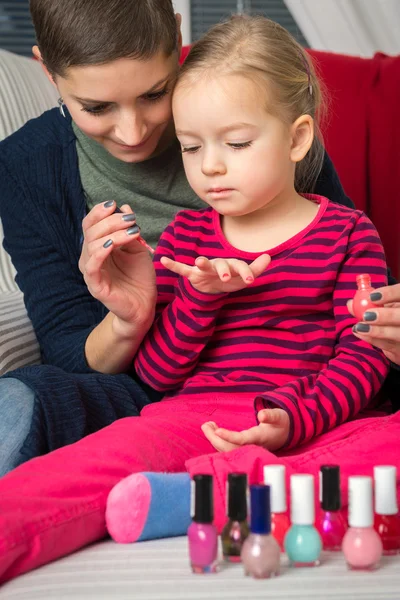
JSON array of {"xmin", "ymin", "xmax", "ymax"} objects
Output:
[
  {"xmin": 104, "ymin": 14, "xmax": 393, "ymax": 542},
  {"xmin": 0, "ymin": 14, "xmax": 398, "ymax": 584}
]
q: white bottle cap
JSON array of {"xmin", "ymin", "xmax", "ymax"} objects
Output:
[
  {"xmin": 374, "ymin": 466, "xmax": 398, "ymax": 515},
  {"xmin": 348, "ymin": 476, "xmax": 373, "ymax": 527},
  {"xmin": 264, "ymin": 465, "xmax": 287, "ymax": 513},
  {"xmin": 290, "ymin": 474, "xmax": 315, "ymax": 525}
]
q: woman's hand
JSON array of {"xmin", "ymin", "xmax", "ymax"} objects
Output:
[
  {"xmin": 79, "ymin": 201, "xmax": 157, "ymax": 333},
  {"xmin": 161, "ymin": 254, "xmax": 271, "ymax": 294},
  {"xmin": 201, "ymin": 408, "xmax": 290, "ymax": 453},
  {"xmin": 349, "ymin": 282, "xmax": 400, "ymax": 366}
]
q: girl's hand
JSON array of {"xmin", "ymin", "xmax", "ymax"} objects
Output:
[
  {"xmin": 79, "ymin": 201, "xmax": 157, "ymax": 333},
  {"xmin": 161, "ymin": 254, "xmax": 271, "ymax": 294},
  {"xmin": 348, "ymin": 282, "xmax": 400, "ymax": 365},
  {"xmin": 201, "ymin": 408, "xmax": 290, "ymax": 453}
]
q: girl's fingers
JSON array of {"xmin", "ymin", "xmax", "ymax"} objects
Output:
[
  {"xmin": 214, "ymin": 260, "xmax": 232, "ymax": 282},
  {"xmin": 249, "ymin": 253, "xmax": 271, "ymax": 277},
  {"xmin": 201, "ymin": 422, "xmax": 238, "ymax": 452},
  {"xmin": 160, "ymin": 256, "xmax": 194, "ymax": 278}
]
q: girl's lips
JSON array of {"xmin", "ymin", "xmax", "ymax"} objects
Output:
[{"xmin": 207, "ymin": 188, "xmax": 234, "ymax": 198}]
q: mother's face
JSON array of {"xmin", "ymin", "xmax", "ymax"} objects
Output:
[{"xmin": 54, "ymin": 51, "xmax": 179, "ymax": 162}]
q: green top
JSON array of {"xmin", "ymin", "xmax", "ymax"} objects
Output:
[{"xmin": 73, "ymin": 122, "xmax": 205, "ymax": 249}]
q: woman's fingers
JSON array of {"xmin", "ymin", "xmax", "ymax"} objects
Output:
[{"xmin": 82, "ymin": 201, "xmax": 137, "ymax": 245}]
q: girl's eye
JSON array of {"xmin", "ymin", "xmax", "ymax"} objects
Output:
[
  {"xmin": 81, "ymin": 104, "xmax": 110, "ymax": 116},
  {"xmin": 181, "ymin": 146, "xmax": 201, "ymax": 154},
  {"xmin": 143, "ymin": 88, "xmax": 168, "ymax": 102},
  {"xmin": 228, "ymin": 141, "xmax": 252, "ymax": 149}
]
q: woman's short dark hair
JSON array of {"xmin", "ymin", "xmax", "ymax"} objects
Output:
[{"xmin": 30, "ymin": 0, "xmax": 178, "ymax": 77}]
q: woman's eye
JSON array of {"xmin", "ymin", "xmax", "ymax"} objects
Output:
[
  {"xmin": 143, "ymin": 89, "xmax": 168, "ymax": 102},
  {"xmin": 81, "ymin": 104, "xmax": 110, "ymax": 116},
  {"xmin": 181, "ymin": 146, "xmax": 200, "ymax": 154},
  {"xmin": 228, "ymin": 141, "xmax": 252, "ymax": 149}
]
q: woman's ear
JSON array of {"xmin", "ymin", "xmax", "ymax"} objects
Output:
[
  {"xmin": 32, "ymin": 45, "xmax": 57, "ymax": 88},
  {"xmin": 290, "ymin": 114, "xmax": 314, "ymax": 162},
  {"xmin": 175, "ymin": 13, "xmax": 183, "ymax": 55}
]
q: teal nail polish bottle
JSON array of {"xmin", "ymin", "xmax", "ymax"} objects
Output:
[{"xmin": 284, "ymin": 474, "xmax": 322, "ymax": 567}]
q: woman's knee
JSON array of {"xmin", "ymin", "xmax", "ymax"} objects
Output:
[{"xmin": 0, "ymin": 377, "xmax": 36, "ymax": 476}]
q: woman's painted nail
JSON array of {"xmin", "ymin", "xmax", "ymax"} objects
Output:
[
  {"xmin": 363, "ymin": 311, "xmax": 377, "ymax": 322},
  {"xmin": 104, "ymin": 200, "xmax": 115, "ymax": 208},
  {"xmin": 127, "ymin": 225, "xmax": 140, "ymax": 235},
  {"xmin": 370, "ymin": 292, "xmax": 382, "ymax": 302},
  {"xmin": 122, "ymin": 213, "xmax": 136, "ymax": 222},
  {"xmin": 103, "ymin": 239, "xmax": 113, "ymax": 248},
  {"xmin": 355, "ymin": 323, "xmax": 370, "ymax": 333}
]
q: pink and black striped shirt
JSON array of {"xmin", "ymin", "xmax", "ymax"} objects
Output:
[{"xmin": 134, "ymin": 195, "xmax": 390, "ymax": 448}]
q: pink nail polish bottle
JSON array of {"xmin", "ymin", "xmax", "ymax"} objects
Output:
[
  {"xmin": 241, "ymin": 484, "xmax": 280, "ymax": 579},
  {"xmin": 263, "ymin": 464, "xmax": 290, "ymax": 551},
  {"xmin": 316, "ymin": 465, "xmax": 347, "ymax": 551},
  {"xmin": 342, "ymin": 476, "xmax": 383, "ymax": 570},
  {"xmin": 374, "ymin": 466, "xmax": 400, "ymax": 555},
  {"xmin": 188, "ymin": 474, "xmax": 218, "ymax": 574},
  {"xmin": 353, "ymin": 274, "xmax": 375, "ymax": 321}
]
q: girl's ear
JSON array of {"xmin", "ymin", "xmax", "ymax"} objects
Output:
[
  {"xmin": 32, "ymin": 45, "xmax": 57, "ymax": 88},
  {"xmin": 290, "ymin": 114, "xmax": 314, "ymax": 163}
]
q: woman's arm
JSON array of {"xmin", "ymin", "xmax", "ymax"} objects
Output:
[{"xmin": 0, "ymin": 157, "xmax": 156, "ymax": 374}]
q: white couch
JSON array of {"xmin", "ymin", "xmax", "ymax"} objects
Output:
[{"xmin": 0, "ymin": 49, "xmax": 58, "ymax": 374}]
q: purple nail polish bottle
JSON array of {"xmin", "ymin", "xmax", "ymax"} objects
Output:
[
  {"xmin": 316, "ymin": 465, "xmax": 347, "ymax": 551},
  {"xmin": 188, "ymin": 474, "xmax": 218, "ymax": 574}
]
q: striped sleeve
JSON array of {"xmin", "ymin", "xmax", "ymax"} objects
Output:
[
  {"xmin": 134, "ymin": 219, "xmax": 226, "ymax": 391},
  {"xmin": 255, "ymin": 213, "xmax": 390, "ymax": 449}
]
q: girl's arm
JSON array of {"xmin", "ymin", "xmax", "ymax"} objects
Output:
[
  {"xmin": 255, "ymin": 212, "xmax": 390, "ymax": 448},
  {"xmin": 134, "ymin": 220, "xmax": 227, "ymax": 391}
]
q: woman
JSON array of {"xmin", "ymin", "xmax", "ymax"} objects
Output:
[{"xmin": 0, "ymin": 0, "xmax": 398, "ymax": 476}]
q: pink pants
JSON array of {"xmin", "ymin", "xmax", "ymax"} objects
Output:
[{"xmin": 0, "ymin": 392, "xmax": 399, "ymax": 584}]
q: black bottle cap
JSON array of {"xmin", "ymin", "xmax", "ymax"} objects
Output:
[
  {"xmin": 320, "ymin": 465, "xmax": 341, "ymax": 511},
  {"xmin": 192, "ymin": 474, "xmax": 213, "ymax": 523},
  {"xmin": 227, "ymin": 473, "xmax": 248, "ymax": 521}
]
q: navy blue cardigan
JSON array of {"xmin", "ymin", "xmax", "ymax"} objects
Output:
[{"xmin": 0, "ymin": 108, "xmax": 397, "ymax": 458}]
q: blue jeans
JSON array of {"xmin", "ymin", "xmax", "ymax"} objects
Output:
[{"xmin": 0, "ymin": 378, "xmax": 35, "ymax": 476}]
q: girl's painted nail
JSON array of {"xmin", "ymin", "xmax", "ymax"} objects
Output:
[
  {"xmin": 222, "ymin": 273, "xmax": 230, "ymax": 279},
  {"xmin": 246, "ymin": 276, "xmax": 254, "ymax": 282}
]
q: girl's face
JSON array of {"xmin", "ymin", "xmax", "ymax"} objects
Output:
[
  {"xmin": 54, "ymin": 51, "xmax": 179, "ymax": 162},
  {"xmin": 173, "ymin": 73, "xmax": 310, "ymax": 218}
]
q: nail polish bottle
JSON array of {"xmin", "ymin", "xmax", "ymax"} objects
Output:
[
  {"xmin": 188, "ymin": 474, "xmax": 218, "ymax": 574},
  {"xmin": 241, "ymin": 484, "xmax": 280, "ymax": 579},
  {"xmin": 353, "ymin": 274, "xmax": 375, "ymax": 321},
  {"xmin": 342, "ymin": 476, "xmax": 382, "ymax": 570},
  {"xmin": 374, "ymin": 466, "xmax": 400, "ymax": 555},
  {"xmin": 263, "ymin": 464, "xmax": 290, "ymax": 551},
  {"xmin": 316, "ymin": 465, "xmax": 347, "ymax": 551},
  {"xmin": 221, "ymin": 473, "xmax": 250, "ymax": 562},
  {"xmin": 284, "ymin": 474, "xmax": 322, "ymax": 567}
]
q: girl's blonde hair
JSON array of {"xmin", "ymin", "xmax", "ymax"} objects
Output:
[{"xmin": 179, "ymin": 15, "xmax": 325, "ymax": 193}]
